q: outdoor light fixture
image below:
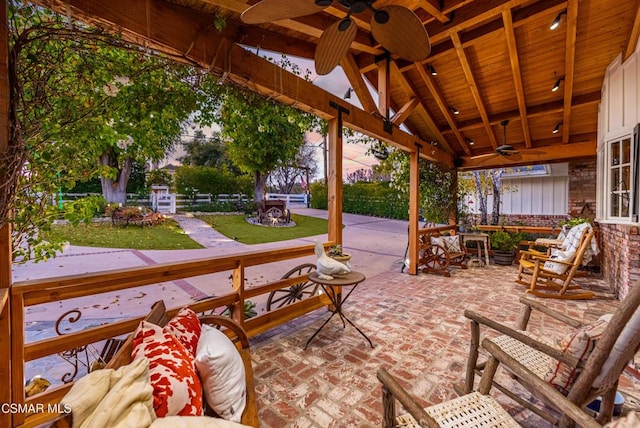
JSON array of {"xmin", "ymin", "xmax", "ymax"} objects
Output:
[
  {"xmin": 428, "ymin": 65, "xmax": 437, "ymax": 76},
  {"xmin": 449, "ymin": 106, "xmax": 459, "ymax": 115},
  {"xmin": 553, "ymin": 122, "xmax": 562, "ymax": 134},
  {"xmin": 343, "ymin": 87, "xmax": 353, "ymax": 99},
  {"xmin": 550, "ymin": 10, "xmax": 567, "ymax": 30},
  {"xmin": 552, "ymin": 77, "xmax": 564, "ymax": 92}
]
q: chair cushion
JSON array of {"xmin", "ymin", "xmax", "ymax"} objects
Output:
[
  {"xmin": 543, "ymin": 248, "xmax": 576, "ymax": 275},
  {"xmin": 164, "ymin": 306, "xmax": 202, "ymax": 356},
  {"xmin": 132, "ymin": 321, "xmax": 204, "ymax": 417},
  {"xmin": 431, "ymin": 235, "xmax": 461, "ymax": 253},
  {"xmin": 195, "ymin": 324, "xmax": 246, "ymax": 423},
  {"xmin": 544, "ymin": 315, "xmax": 611, "ymax": 395}
]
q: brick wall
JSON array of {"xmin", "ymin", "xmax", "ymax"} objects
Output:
[
  {"xmin": 598, "ymin": 223, "xmax": 640, "ymax": 299},
  {"xmin": 568, "ymin": 159, "xmax": 597, "ymax": 220}
]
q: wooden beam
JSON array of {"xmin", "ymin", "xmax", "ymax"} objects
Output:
[
  {"xmin": 459, "ymin": 140, "xmax": 595, "ymax": 170},
  {"xmin": 502, "ymin": 9, "xmax": 532, "ymax": 148},
  {"xmin": 415, "ymin": 63, "xmax": 469, "ymax": 154},
  {"xmin": 34, "ymin": 0, "xmax": 453, "ymax": 166},
  {"xmin": 562, "ymin": 0, "xmax": 578, "ymax": 144},
  {"xmin": 417, "ymin": 0, "xmax": 451, "ymax": 24},
  {"xmin": 327, "ymin": 118, "xmax": 342, "ymax": 244},
  {"xmin": 451, "ymin": 32, "xmax": 498, "ymax": 150},
  {"xmin": 391, "ymin": 97, "xmax": 419, "ymax": 125},
  {"xmin": 341, "ymin": 53, "xmax": 378, "ymax": 114},
  {"xmin": 408, "ymin": 145, "xmax": 421, "ymax": 275},
  {"xmin": 377, "ymin": 56, "xmax": 391, "ymax": 119},
  {"xmin": 0, "ymin": 1, "xmax": 12, "ymax": 425},
  {"xmin": 625, "ymin": 1, "xmax": 640, "ymax": 61}
]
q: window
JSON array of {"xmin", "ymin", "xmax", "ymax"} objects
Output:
[{"xmin": 605, "ymin": 133, "xmax": 637, "ymax": 222}]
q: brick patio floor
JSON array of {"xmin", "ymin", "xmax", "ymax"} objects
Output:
[{"xmin": 248, "ymin": 264, "xmax": 638, "ymax": 427}]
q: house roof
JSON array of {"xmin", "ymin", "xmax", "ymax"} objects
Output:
[{"xmin": 32, "ymin": 0, "xmax": 640, "ymax": 170}]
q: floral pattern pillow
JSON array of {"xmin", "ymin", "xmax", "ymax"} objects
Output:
[
  {"xmin": 132, "ymin": 321, "xmax": 203, "ymax": 417},
  {"xmin": 164, "ymin": 306, "xmax": 202, "ymax": 356}
]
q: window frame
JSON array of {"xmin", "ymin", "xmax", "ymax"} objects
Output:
[{"xmin": 603, "ymin": 129, "xmax": 638, "ymax": 223}]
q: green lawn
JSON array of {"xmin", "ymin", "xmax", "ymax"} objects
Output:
[
  {"xmin": 196, "ymin": 214, "xmax": 328, "ymax": 244},
  {"xmin": 43, "ymin": 218, "xmax": 204, "ymax": 250}
]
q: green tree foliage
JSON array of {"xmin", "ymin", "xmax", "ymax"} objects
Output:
[
  {"xmin": 5, "ymin": 1, "xmax": 220, "ymax": 262},
  {"xmin": 384, "ymin": 149, "xmax": 456, "ymax": 223},
  {"xmin": 175, "ymin": 166, "xmax": 252, "ymax": 197},
  {"xmin": 179, "ymin": 129, "xmax": 239, "ymax": 173}
]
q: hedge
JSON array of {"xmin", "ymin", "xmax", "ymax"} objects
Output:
[{"xmin": 310, "ymin": 182, "xmax": 408, "ymax": 219}]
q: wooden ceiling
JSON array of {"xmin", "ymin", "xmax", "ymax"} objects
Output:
[{"xmin": 30, "ymin": 0, "xmax": 640, "ymax": 170}]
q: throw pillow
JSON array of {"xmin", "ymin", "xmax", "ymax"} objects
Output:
[
  {"xmin": 544, "ymin": 315, "xmax": 611, "ymax": 395},
  {"xmin": 132, "ymin": 321, "xmax": 203, "ymax": 417},
  {"xmin": 195, "ymin": 324, "xmax": 246, "ymax": 423},
  {"xmin": 150, "ymin": 416, "xmax": 252, "ymax": 427},
  {"xmin": 164, "ymin": 306, "xmax": 202, "ymax": 356},
  {"xmin": 441, "ymin": 235, "xmax": 461, "ymax": 253},
  {"xmin": 543, "ymin": 248, "xmax": 576, "ymax": 275}
]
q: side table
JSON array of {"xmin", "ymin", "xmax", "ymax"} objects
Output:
[
  {"xmin": 304, "ymin": 271, "xmax": 374, "ymax": 349},
  {"xmin": 459, "ymin": 232, "xmax": 490, "ymax": 266}
]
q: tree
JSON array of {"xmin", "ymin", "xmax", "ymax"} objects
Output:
[
  {"xmin": 459, "ymin": 169, "xmax": 507, "ymax": 225},
  {"xmin": 268, "ymin": 141, "xmax": 318, "ymax": 193},
  {"xmin": 179, "ymin": 129, "xmax": 239, "ymax": 173},
  {"xmin": 4, "ymin": 1, "xmax": 220, "ymax": 262},
  {"xmin": 217, "ymin": 86, "xmax": 313, "ymax": 204}
]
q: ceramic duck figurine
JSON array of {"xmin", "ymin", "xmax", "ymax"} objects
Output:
[{"xmin": 315, "ymin": 240, "xmax": 350, "ymax": 280}]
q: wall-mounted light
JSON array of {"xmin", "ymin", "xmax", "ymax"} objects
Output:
[
  {"xmin": 550, "ymin": 10, "xmax": 567, "ymax": 30},
  {"xmin": 552, "ymin": 77, "xmax": 564, "ymax": 92},
  {"xmin": 553, "ymin": 122, "xmax": 562, "ymax": 134},
  {"xmin": 466, "ymin": 138, "xmax": 474, "ymax": 146},
  {"xmin": 428, "ymin": 65, "xmax": 437, "ymax": 76},
  {"xmin": 343, "ymin": 87, "xmax": 353, "ymax": 99},
  {"xmin": 449, "ymin": 106, "xmax": 459, "ymax": 115}
]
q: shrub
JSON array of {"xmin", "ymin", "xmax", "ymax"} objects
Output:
[{"xmin": 175, "ymin": 166, "xmax": 252, "ymax": 196}]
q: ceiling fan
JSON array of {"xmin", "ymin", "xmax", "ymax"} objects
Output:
[
  {"xmin": 469, "ymin": 120, "xmax": 522, "ymax": 162},
  {"xmin": 241, "ymin": 0, "xmax": 431, "ymax": 75}
]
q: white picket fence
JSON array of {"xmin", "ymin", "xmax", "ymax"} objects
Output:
[{"xmin": 61, "ymin": 192, "xmax": 308, "ymax": 214}]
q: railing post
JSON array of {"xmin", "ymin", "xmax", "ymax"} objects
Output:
[{"xmin": 231, "ymin": 262, "xmax": 245, "ymax": 326}]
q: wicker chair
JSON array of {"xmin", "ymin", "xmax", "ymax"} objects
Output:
[{"xmin": 461, "ymin": 282, "xmax": 640, "ymax": 427}]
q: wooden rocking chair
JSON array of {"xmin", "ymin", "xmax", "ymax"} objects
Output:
[
  {"xmin": 515, "ymin": 225, "xmax": 596, "ymax": 299},
  {"xmin": 461, "ymin": 282, "xmax": 640, "ymax": 426}
]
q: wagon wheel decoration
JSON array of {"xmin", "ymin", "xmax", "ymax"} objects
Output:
[
  {"xmin": 422, "ymin": 244, "xmax": 450, "ymax": 271},
  {"xmin": 266, "ymin": 263, "xmax": 319, "ymax": 311},
  {"xmin": 111, "ymin": 208, "xmax": 129, "ymax": 227}
]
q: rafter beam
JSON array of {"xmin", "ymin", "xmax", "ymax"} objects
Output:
[
  {"xmin": 340, "ymin": 53, "xmax": 378, "ymax": 114},
  {"xmin": 417, "ymin": 0, "xmax": 451, "ymax": 24},
  {"xmin": 391, "ymin": 98, "xmax": 419, "ymax": 125},
  {"xmin": 562, "ymin": 0, "xmax": 578, "ymax": 144},
  {"xmin": 415, "ymin": 63, "xmax": 470, "ymax": 154},
  {"xmin": 377, "ymin": 56, "xmax": 391, "ymax": 119},
  {"xmin": 502, "ymin": 9, "xmax": 531, "ymax": 148},
  {"xmin": 450, "ymin": 32, "xmax": 498, "ymax": 149},
  {"xmin": 33, "ymin": 0, "xmax": 453, "ymax": 166},
  {"xmin": 625, "ymin": 1, "xmax": 640, "ymax": 61}
]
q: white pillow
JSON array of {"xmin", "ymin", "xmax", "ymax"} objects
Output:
[
  {"xmin": 543, "ymin": 249, "xmax": 576, "ymax": 275},
  {"xmin": 150, "ymin": 416, "xmax": 251, "ymax": 427},
  {"xmin": 195, "ymin": 324, "xmax": 246, "ymax": 423}
]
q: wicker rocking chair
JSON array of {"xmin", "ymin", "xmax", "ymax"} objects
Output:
[{"xmin": 461, "ymin": 281, "xmax": 640, "ymax": 427}]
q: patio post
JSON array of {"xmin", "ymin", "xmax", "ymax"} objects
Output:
[
  {"xmin": 327, "ymin": 117, "xmax": 343, "ymax": 244},
  {"xmin": 408, "ymin": 145, "xmax": 420, "ymax": 275},
  {"xmin": 0, "ymin": 0, "xmax": 12, "ymax": 425}
]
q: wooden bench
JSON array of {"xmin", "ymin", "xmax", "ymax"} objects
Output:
[{"xmin": 418, "ymin": 224, "xmax": 468, "ymax": 277}]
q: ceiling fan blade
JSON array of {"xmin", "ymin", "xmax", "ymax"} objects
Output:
[
  {"xmin": 370, "ymin": 5, "xmax": 431, "ymax": 62},
  {"xmin": 469, "ymin": 152, "xmax": 499, "ymax": 161},
  {"xmin": 314, "ymin": 19, "xmax": 357, "ymax": 76},
  {"xmin": 241, "ymin": 0, "xmax": 327, "ymax": 25}
]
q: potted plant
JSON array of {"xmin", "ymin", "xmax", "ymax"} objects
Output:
[
  {"xmin": 327, "ymin": 244, "xmax": 351, "ymax": 264},
  {"xmin": 490, "ymin": 230, "xmax": 523, "ymax": 265}
]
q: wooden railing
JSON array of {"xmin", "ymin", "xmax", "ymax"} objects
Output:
[{"xmin": 10, "ymin": 243, "xmax": 333, "ymax": 427}]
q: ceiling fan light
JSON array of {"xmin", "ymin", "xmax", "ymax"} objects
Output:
[
  {"xmin": 553, "ymin": 122, "xmax": 562, "ymax": 133},
  {"xmin": 449, "ymin": 106, "xmax": 459, "ymax": 115},
  {"xmin": 552, "ymin": 77, "xmax": 564, "ymax": 92},
  {"xmin": 550, "ymin": 11, "xmax": 566, "ymax": 30},
  {"xmin": 315, "ymin": 0, "xmax": 333, "ymax": 6},
  {"xmin": 351, "ymin": 0, "xmax": 369, "ymax": 14}
]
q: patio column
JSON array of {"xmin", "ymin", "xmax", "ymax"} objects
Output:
[
  {"xmin": 0, "ymin": 0, "xmax": 12, "ymax": 425},
  {"xmin": 408, "ymin": 146, "xmax": 420, "ymax": 275},
  {"xmin": 327, "ymin": 118, "xmax": 343, "ymax": 244}
]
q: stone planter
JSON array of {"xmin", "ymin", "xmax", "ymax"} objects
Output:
[{"xmin": 493, "ymin": 251, "xmax": 515, "ymax": 266}]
